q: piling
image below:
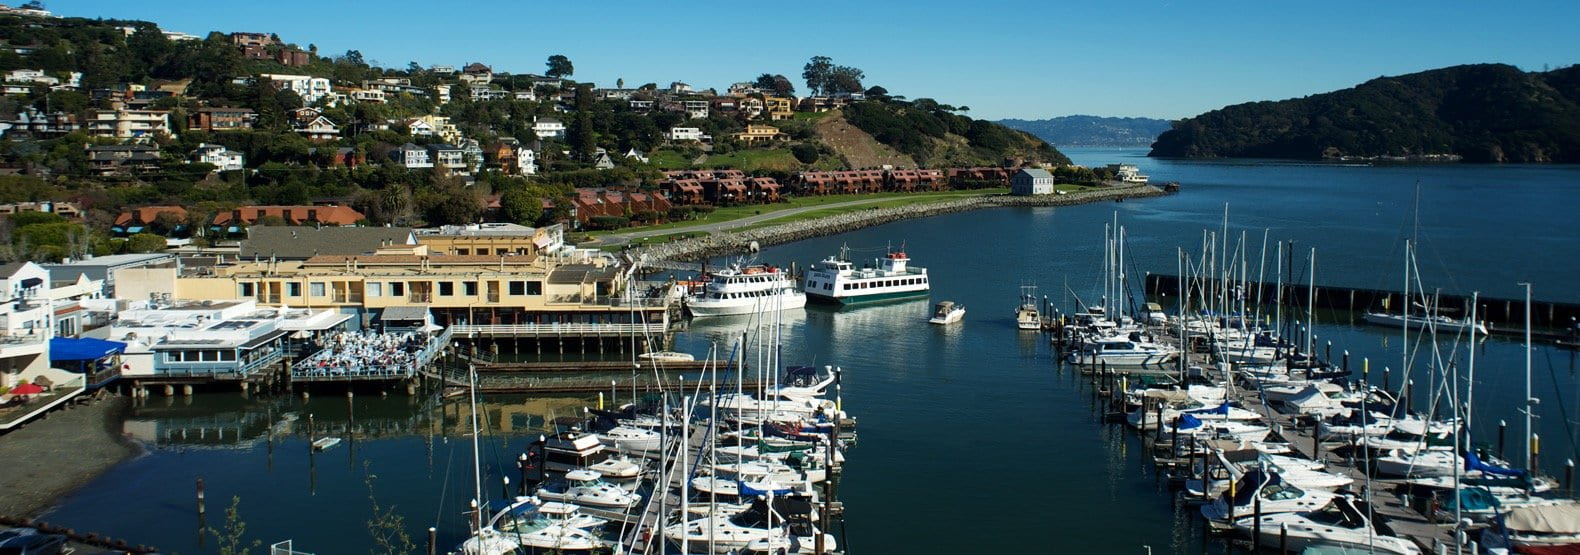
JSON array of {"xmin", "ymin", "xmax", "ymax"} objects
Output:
[
  {"xmin": 1253, "ymin": 493, "xmax": 1262, "ymax": 551},
  {"xmin": 1384, "ymin": 368, "xmax": 1390, "ymax": 391},
  {"xmin": 427, "ymin": 527, "xmax": 436, "ymax": 555},
  {"xmin": 307, "ymin": 413, "xmax": 316, "ymax": 453},
  {"xmin": 1171, "ymin": 416, "xmax": 1181, "ymax": 457},
  {"xmin": 1533, "ymin": 434, "xmax": 1541, "ymax": 473},
  {"xmin": 1566, "ymin": 460, "xmax": 1575, "ymax": 495},
  {"xmin": 1342, "ymin": 351, "xmax": 1349, "ymax": 374},
  {"xmin": 501, "ymin": 477, "xmax": 510, "ymax": 500},
  {"xmin": 1227, "ymin": 471, "xmax": 1235, "ymax": 522},
  {"xmin": 1154, "ymin": 402, "xmax": 1164, "ymax": 441},
  {"xmin": 1498, "ymin": 420, "xmax": 1508, "ymax": 459},
  {"xmin": 517, "ymin": 453, "xmax": 528, "ymax": 495},
  {"xmin": 1280, "ymin": 523, "xmax": 1288, "ymax": 555},
  {"xmin": 195, "ymin": 477, "xmax": 205, "ymax": 518}
]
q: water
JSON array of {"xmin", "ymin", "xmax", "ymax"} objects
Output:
[{"xmin": 42, "ymin": 152, "xmax": 1580, "ymax": 553}]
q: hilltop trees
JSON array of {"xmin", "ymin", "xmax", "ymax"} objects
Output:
[
  {"xmin": 754, "ymin": 73, "xmax": 795, "ymax": 96},
  {"xmin": 802, "ymin": 56, "xmax": 864, "ymax": 96},
  {"xmin": 546, "ymin": 54, "xmax": 574, "ymax": 78}
]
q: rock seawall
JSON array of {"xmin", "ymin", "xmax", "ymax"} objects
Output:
[{"xmin": 634, "ymin": 184, "xmax": 1166, "ymax": 262}]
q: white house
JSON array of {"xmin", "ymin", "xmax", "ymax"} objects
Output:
[
  {"xmin": 87, "ymin": 109, "xmax": 173, "ymax": 140},
  {"xmin": 669, "ymin": 81, "xmax": 693, "ymax": 94},
  {"xmin": 669, "ymin": 127, "xmax": 709, "ymax": 142},
  {"xmin": 294, "ymin": 116, "xmax": 339, "ymax": 141},
  {"xmin": 192, "ymin": 143, "xmax": 244, "ymax": 172},
  {"xmin": 0, "ymin": 261, "xmax": 54, "ymax": 388},
  {"xmin": 515, "ymin": 147, "xmax": 538, "ymax": 175},
  {"xmin": 624, "ymin": 149, "xmax": 649, "ymax": 164},
  {"xmin": 435, "ymin": 84, "xmax": 452, "ymax": 104},
  {"xmin": 469, "ymin": 86, "xmax": 508, "ymax": 101},
  {"xmin": 427, "ymin": 144, "xmax": 466, "ymax": 172},
  {"xmin": 391, "ymin": 143, "xmax": 432, "ymax": 168},
  {"xmin": 4, "ymin": 69, "xmax": 56, "ymax": 86},
  {"xmin": 259, "ymin": 74, "xmax": 333, "ymax": 104},
  {"xmin": 532, "ymin": 118, "xmax": 566, "ymax": 139},
  {"xmin": 683, "ymin": 100, "xmax": 709, "ymax": 119},
  {"xmin": 1010, "ymin": 168, "xmax": 1055, "ymax": 195},
  {"xmin": 1107, "ymin": 164, "xmax": 1149, "ymax": 184}
]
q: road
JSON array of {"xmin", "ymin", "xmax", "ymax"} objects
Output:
[{"xmin": 593, "ymin": 195, "xmax": 943, "ymax": 247}]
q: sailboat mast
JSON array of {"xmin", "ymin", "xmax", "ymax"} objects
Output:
[
  {"xmin": 1467, "ymin": 292, "xmax": 1478, "ymax": 435},
  {"xmin": 1524, "ymin": 283, "xmax": 1534, "ymax": 471},
  {"xmin": 1403, "ymin": 240, "xmax": 1412, "ymax": 397},
  {"xmin": 1306, "ymin": 248, "xmax": 1315, "ymax": 356},
  {"xmin": 1118, "ymin": 225, "xmax": 1126, "ymax": 320},
  {"xmin": 468, "ymin": 364, "xmax": 482, "ymax": 534}
]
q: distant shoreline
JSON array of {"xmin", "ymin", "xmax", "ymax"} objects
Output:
[{"xmin": 631, "ymin": 184, "xmax": 1167, "ymax": 263}]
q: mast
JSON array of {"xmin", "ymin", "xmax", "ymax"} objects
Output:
[
  {"xmin": 468, "ymin": 363, "xmax": 482, "ymax": 534},
  {"xmin": 1403, "ymin": 240, "xmax": 1412, "ymax": 402},
  {"xmin": 681, "ymin": 393, "xmax": 690, "ymax": 555},
  {"xmin": 1467, "ymin": 292, "xmax": 1478, "ymax": 435},
  {"xmin": 1306, "ymin": 248, "xmax": 1315, "ymax": 356},
  {"xmin": 1524, "ymin": 282, "xmax": 1534, "ymax": 471}
]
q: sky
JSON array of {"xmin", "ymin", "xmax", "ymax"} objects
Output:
[{"xmin": 42, "ymin": 0, "xmax": 1580, "ymax": 121}]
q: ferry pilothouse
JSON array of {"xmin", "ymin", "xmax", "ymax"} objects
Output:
[
  {"xmin": 803, "ymin": 246, "xmax": 930, "ymax": 304},
  {"xmin": 685, "ymin": 261, "xmax": 807, "ymax": 317}
]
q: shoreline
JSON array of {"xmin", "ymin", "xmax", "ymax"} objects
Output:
[
  {"xmin": 0, "ymin": 395, "xmax": 140, "ymax": 519},
  {"xmin": 630, "ymin": 184, "xmax": 1167, "ymax": 262}
]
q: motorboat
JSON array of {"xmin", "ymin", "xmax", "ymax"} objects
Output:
[
  {"xmin": 1015, "ymin": 286, "xmax": 1040, "ymax": 330},
  {"xmin": 487, "ymin": 497, "xmax": 608, "ymax": 531},
  {"xmin": 1479, "ymin": 501, "xmax": 1580, "ymax": 553},
  {"xmin": 597, "ymin": 425, "xmax": 663, "ymax": 453},
  {"xmin": 1200, "ymin": 468, "xmax": 1339, "ymax": 529},
  {"xmin": 929, "ymin": 301, "xmax": 965, "ymax": 325},
  {"xmin": 687, "ymin": 262, "xmax": 806, "ymax": 317},
  {"xmin": 534, "ymin": 470, "xmax": 640, "ymax": 510},
  {"xmin": 638, "ymin": 351, "xmax": 695, "ymax": 362},
  {"xmin": 1232, "ymin": 496, "xmax": 1422, "ymax": 555},
  {"xmin": 1067, "ymin": 336, "xmax": 1179, "ymax": 367},
  {"xmin": 536, "ymin": 431, "xmax": 615, "ymax": 475},
  {"xmin": 664, "ymin": 494, "xmax": 833, "ymax": 553}
]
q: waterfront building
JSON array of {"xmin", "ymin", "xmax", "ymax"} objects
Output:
[
  {"xmin": 210, "ymin": 205, "xmax": 366, "ymax": 236},
  {"xmin": 43, "ymin": 253, "xmax": 178, "ymax": 298},
  {"xmin": 1011, "ymin": 168, "xmax": 1055, "ymax": 195},
  {"xmin": 0, "ymin": 262, "xmax": 54, "ymax": 388},
  {"xmin": 1108, "ymin": 163, "xmax": 1149, "ymax": 184},
  {"xmin": 93, "ymin": 298, "xmax": 347, "ymax": 381}
]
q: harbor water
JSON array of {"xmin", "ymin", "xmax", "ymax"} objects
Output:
[{"xmin": 40, "ymin": 149, "xmax": 1580, "ymax": 553}]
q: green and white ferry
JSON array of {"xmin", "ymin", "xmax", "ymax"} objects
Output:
[{"xmin": 804, "ymin": 246, "xmax": 930, "ymax": 304}]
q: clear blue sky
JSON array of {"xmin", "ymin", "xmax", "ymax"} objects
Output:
[{"xmin": 45, "ymin": 0, "xmax": 1580, "ymax": 120}]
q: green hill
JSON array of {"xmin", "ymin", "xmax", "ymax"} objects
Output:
[
  {"xmin": 842, "ymin": 100, "xmax": 1070, "ymax": 167},
  {"xmin": 1149, "ymin": 64, "xmax": 1580, "ymax": 163}
]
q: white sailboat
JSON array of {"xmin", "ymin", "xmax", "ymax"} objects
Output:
[{"xmin": 1231, "ymin": 496, "xmax": 1422, "ymax": 554}]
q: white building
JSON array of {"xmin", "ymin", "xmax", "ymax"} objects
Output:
[
  {"xmin": 0, "ymin": 262, "xmax": 54, "ymax": 389},
  {"xmin": 515, "ymin": 147, "xmax": 538, "ymax": 175},
  {"xmin": 435, "ymin": 84, "xmax": 452, "ymax": 104},
  {"xmin": 391, "ymin": 143, "xmax": 432, "ymax": 169},
  {"xmin": 427, "ymin": 144, "xmax": 466, "ymax": 172},
  {"xmin": 513, "ymin": 90, "xmax": 536, "ymax": 101},
  {"xmin": 350, "ymin": 89, "xmax": 387, "ymax": 103},
  {"xmin": 683, "ymin": 100, "xmax": 710, "ymax": 119},
  {"xmin": 259, "ymin": 73, "xmax": 333, "ymax": 105},
  {"xmin": 469, "ymin": 86, "xmax": 508, "ymax": 101},
  {"xmin": 4, "ymin": 69, "xmax": 56, "ymax": 86},
  {"xmin": 532, "ymin": 118, "xmax": 566, "ymax": 139},
  {"xmin": 669, "ymin": 127, "xmax": 709, "ymax": 142},
  {"xmin": 1010, "ymin": 168, "xmax": 1055, "ymax": 195},
  {"xmin": 192, "ymin": 143, "xmax": 244, "ymax": 172},
  {"xmin": 88, "ymin": 109, "xmax": 174, "ymax": 140}
]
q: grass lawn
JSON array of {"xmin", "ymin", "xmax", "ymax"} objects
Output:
[
  {"xmin": 792, "ymin": 111, "xmax": 836, "ymax": 122},
  {"xmin": 703, "ymin": 148, "xmax": 801, "ymax": 171},
  {"xmin": 735, "ymin": 189, "xmax": 1006, "ymax": 231},
  {"xmin": 646, "ymin": 149, "xmax": 693, "ymax": 169}
]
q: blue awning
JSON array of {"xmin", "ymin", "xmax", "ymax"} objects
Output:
[{"xmin": 50, "ymin": 337, "xmax": 126, "ymax": 362}]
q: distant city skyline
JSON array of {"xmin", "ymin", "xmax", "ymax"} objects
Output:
[{"xmin": 43, "ymin": 0, "xmax": 1578, "ymax": 120}]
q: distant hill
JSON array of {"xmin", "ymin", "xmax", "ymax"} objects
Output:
[
  {"xmin": 1149, "ymin": 64, "xmax": 1580, "ymax": 163},
  {"xmin": 843, "ymin": 101, "xmax": 1071, "ymax": 167},
  {"xmin": 998, "ymin": 116, "xmax": 1172, "ymax": 147}
]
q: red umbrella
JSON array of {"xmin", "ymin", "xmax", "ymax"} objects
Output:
[{"xmin": 9, "ymin": 383, "xmax": 44, "ymax": 395}]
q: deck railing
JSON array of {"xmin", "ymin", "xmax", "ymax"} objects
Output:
[{"xmin": 450, "ymin": 322, "xmax": 667, "ymax": 337}]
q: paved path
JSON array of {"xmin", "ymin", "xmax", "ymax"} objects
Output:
[{"xmin": 594, "ymin": 195, "xmax": 939, "ymax": 247}]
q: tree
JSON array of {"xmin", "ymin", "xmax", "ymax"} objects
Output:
[
  {"xmin": 616, "ymin": 78, "xmax": 624, "ymax": 89},
  {"xmin": 826, "ymin": 66, "xmax": 864, "ymax": 96},
  {"xmin": 791, "ymin": 143, "xmax": 820, "ymax": 164},
  {"xmin": 566, "ymin": 85, "xmax": 596, "ymax": 161},
  {"xmin": 754, "ymin": 73, "xmax": 795, "ymax": 97},
  {"xmin": 864, "ymin": 86, "xmax": 889, "ymax": 100},
  {"xmin": 499, "ymin": 188, "xmax": 541, "ymax": 225},
  {"xmin": 207, "ymin": 496, "xmax": 261, "ymax": 555},
  {"xmin": 545, "ymin": 54, "xmax": 574, "ymax": 78},
  {"xmin": 125, "ymin": 233, "xmax": 167, "ymax": 253},
  {"xmin": 802, "ymin": 56, "xmax": 833, "ymax": 96},
  {"xmin": 342, "ymin": 50, "xmax": 365, "ymax": 66}
]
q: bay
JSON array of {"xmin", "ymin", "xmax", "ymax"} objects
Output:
[{"xmin": 40, "ymin": 151, "xmax": 1580, "ymax": 554}]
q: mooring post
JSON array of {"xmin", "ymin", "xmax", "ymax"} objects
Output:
[
  {"xmin": 1565, "ymin": 459, "xmax": 1575, "ymax": 495},
  {"xmin": 427, "ymin": 527, "xmax": 437, "ymax": 555},
  {"xmin": 1253, "ymin": 492, "xmax": 1262, "ymax": 551},
  {"xmin": 517, "ymin": 453, "xmax": 528, "ymax": 495},
  {"xmin": 196, "ymin": 477, "xmax": 205, "ymax": 519},
  {"xmin": 1280, "ymin": 523, "xmax": 1289, "ymax": 555},
  {"xmin": 1498, "ymin": 420, "xmax": 1508, "ymax": 459}
]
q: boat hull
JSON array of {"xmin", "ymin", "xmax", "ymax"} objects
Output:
[
  {"xmin": 689, "ymin": 292, "xmax": 807, "ymax": 317},
  {"xmin": 806, "ymin": 288, "xmax": 929, "ymax": 304}
]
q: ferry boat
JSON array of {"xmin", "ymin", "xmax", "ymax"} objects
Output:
[
  {"xmin": 803, "ymin": 247, "xmax": 929, "ymax": 304},
  {"xmin": 686, "ymin": 262, "xmax": 806, "ymax": 317}
]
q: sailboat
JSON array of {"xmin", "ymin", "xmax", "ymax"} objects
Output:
[{"xmin": 1231, "ymin": 496, "xmax": 1422, "ymax": 555}]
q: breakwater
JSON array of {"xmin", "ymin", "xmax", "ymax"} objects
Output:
[{"xmin": 632, "ymin": 184, "xmax": 1167, "ymax": 263}]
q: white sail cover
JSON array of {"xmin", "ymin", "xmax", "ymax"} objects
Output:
[{"xmin": 1505, "ymin": 503, "xmax": 1580, "ymax": 534}]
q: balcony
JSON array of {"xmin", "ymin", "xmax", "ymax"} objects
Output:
[{"xmin": 0, "ymin": 330, "xmax": 47, "ymax": 358}]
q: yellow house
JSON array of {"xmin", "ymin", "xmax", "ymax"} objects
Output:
[
  {"xmin": 764, "ymin": 97, "xmax": 795, "ymax": 120},
  {"xmin": 734, "ymin": 124, "xmax": 787, "ymax": 144}
]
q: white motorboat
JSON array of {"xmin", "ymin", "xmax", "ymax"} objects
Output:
[
  {"xmin": 1375, "ymin": 449, "xmax": 1460, "ymax": 478},
  {"xmin": 1201, "ymin": 468, "xmax": 1339, "ymax": 529},
  {"xmin": 929, "ymin": 301, "xmax": 965, "ymax": 325},
  {"xmin": 638, "ymin": 350, "xmax": 695, "ymax": 362},
  {"xmin": 803, "ymin": 247, "xmax": 929, "ymax": 304},
  {"xmin": 1068, "ymin": 336, "xmax": 1179, "ymax": 367},
  {"xmin": 538, "ymin": 431, "xmax": 615, "ymax": 475},
  {"xmin": 486, "ymin": 497, "xmax": 608, "ymax": 531},
  {"xmin": 585, "ymin": 455, "xmax": 645, "ymax": 481},
  {"xmin": 688, "ymin": 262, "xmax": 806, "ymax": 317},
  {"xmin": 1015, "ymin": 286, "xmax": 1040, "ymax": 330},
  {"xmin": 691, "ymin": 475, "xmax": 804, "ymax": 500},
  {"xmin": 597, "ymin": 425, "xmax": 663, "ymax": 453},
  {"xmin": 664, "ymin": 495, "xmax": 832, "ymax": 554},
  {"xmin": 705, "ymin": 392, "xmax": 843, "ymax": 421},
  {"xmin": 534, "ymin": 470, "xmax": 640, "ymax": 510},
  {"xmin": 1363, "ymin": 311, "xmax": 1487, "ymax": 336},
  {"xmin": 1232, "ymin": 496, "xmax": 1421, "ymax": 554}
]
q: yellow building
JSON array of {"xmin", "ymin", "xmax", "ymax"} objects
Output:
[
  {"xmin": 734, "ymin": 124, "xmax": 788, "ymax": 144},
  {"xmin": 764, "ymin": 97, "xmax": 795, "ymax": 121}
]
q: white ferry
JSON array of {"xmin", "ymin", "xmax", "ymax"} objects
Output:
[
  {"xmin": 686, "ymin": 262, "xmax": 806, "ymax": 317},
  {"xmin": 804, "ymin": 247, "xmax": 930, "ymax": 304}
]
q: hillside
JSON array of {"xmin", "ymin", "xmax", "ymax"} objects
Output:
[
  {"xmin": 842, "ymin": 100, "xmax": 1070, "ymax": 167},
  {"xmin": 1149, "ymin": 64, "xmax": 1580, "ymax": 163},
  {"xmin": 999, "ymin": 115, "xmax": 1172, "ymax": 146},
  {"xmin": 812, "ymin": 111, "xmax": 918, "ymax": 169}
]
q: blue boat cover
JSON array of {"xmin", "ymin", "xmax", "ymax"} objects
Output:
[
  {"xmin": 737, "ymin": 480, "xmax": 794, "ymax": 497},
  {"xmin": 1465, "ymin": 451, "xmax": 1528, "ymax": 478},
  {"xmin": 1186, "ymin": 403, "xmax": 1231, "ymax": 415},
  {"xmin": 1179, "ymin": 414, "xmax": 1204, "ymax": 430},
  {"xmin": 49, "ymin": 337, "xmax": 126, "ymax": 361}
]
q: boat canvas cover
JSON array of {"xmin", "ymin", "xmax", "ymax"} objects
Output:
[
  {"xmin": 1465, "ymin": 451, "xmax": 1528, "ymax": 478},
  {"xmin": 1505, "ymin": 504, "xmax": 1580, "ymax": 534},
  {"xmin": 1141, "ymin": 389, "xmax": 1192, "ymax": 402}
]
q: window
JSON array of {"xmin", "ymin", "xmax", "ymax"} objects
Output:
[
  {"xmin": 438, "ymin": 282, "xmax": 454, "ymax": 296},
  {"xmin": 221, "ymin": 351, "xmax": 237, "ymax": 361},
  {"xmin": 456, "ymin": 248, "xmax": 470, "ymax": 255},
  {"xmin": 391, "ymin": 282, "xmax": 405, "ymax": 296},
  {"xmin": 462, "ymin": 281, "xmax": 478, "ymax": 296},
  {"xmin": 239, "ymin": 283, "xmax": 255, "ymax": 297},
  {"xmin": 509, "ymin": 281, "xmax": 525, "ymax": 295},
  {"xmin": 843, "ymin": 284, "xmax": 852, "ymax": 290},
  {"xmin": 310, "ymin": 282, "xmax": 326, "ymax": 297},
  {"xmin": 202, "ymin": 350, "xmax": 220, "ymax": 362},
  {"xmin": 526, "ymin": 281, "xmax": 543, "ymax": 295},
  {"xmin": 286, "ymin": 282, "xmax": 302, "ymax": 297},
  {"xmin": 367, "ymin": 282, "xmax": 383, "ymax": 297}
]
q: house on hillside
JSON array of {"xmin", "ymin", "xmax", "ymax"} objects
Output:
[
  {"xmin": 113, "ymin": 206, "xmax": 188, "ymax": 237},
  {"xmin": 86, "ymin": 144, "xmax": 161, "ymax": 176},
  {"xmin": 391, "ymin": 143, "xmax": 433, "ymax": 169},
  {"xmin": 87, "ymin": 109, "xmax": 173, "ymax": 140},
  {"xmin": 1010, "ymin": 168, "xmax": 1054, "ymax": 195},
  {"xmin": 764, "ymin": 97, "xmax": 794, "ymax": 120},
  {"xmin": 427, "ymin": 144, "xmax": 466, "ymax": 172},
  {"xmin": 669, "ymin": 127, "xmax": 709, "ymax": 143},
  {"xmin": 192, "ymin": 143, "xmax": 244, "ymax": 172},
  {"xmin": 211, "ymin": 205, "xmax": 366, "ymax": 236},
  {"xmin": 294, "ymin": 115, "xmax": 339, "ymax": 141},
  {"xmin": 734, "ymin": 124, "xmax": 786, "ymax": 144},
  {"xmin": 187, "ymin": 106, "xmax": 255, "ymax": 132},
  {"xmin": 532, "ymin": 118, "xmax": 566, "ymax": 139}
]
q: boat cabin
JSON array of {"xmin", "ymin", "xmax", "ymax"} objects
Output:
[{"xmin": 540, "ymin": 431, "xmax": 611, "ymax": 472}]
